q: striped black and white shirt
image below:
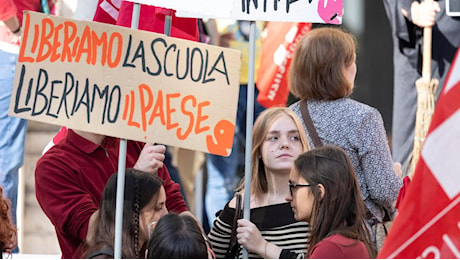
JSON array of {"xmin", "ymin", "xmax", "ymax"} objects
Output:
[{"xmin": 208, "ymin": 202, "xmax": 310, "ymax": 259}]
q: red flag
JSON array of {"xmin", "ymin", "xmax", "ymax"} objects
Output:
[
  {"xmin": 256, "ymin": 22, "xmax": 311, "ymax": 108},
  {"xmin": 378, "ymin": 47, "xmax": 460, "ymax": 258},
  {"xmin": 93, "ymin": 0, "xmax": 199, "ymax": 42}
]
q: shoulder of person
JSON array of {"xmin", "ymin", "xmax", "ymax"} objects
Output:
[
  {"xmin": 288, "ymin": 100, "xmax": 300, "ymax": 109},
  {"xmin": 227, "ymin": 191, "xmax": 245, "ymax": 208},
  {"xmin": 309, "ymin": 234, "xmax": 344, "ymax": 258},
  {"xmin": 345, "ymin": 98, "xmax": 382, "ymax": 119},
  {"xmin": 347, "ymin": 98, "xmax": 376, "ymax": 111}
]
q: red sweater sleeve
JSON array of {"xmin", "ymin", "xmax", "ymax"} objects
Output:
[
  {"xmin": 157, "ymin": 164, "xmax": 188, "ymax": 213},
  {"xmin": 0, "ymin": 0, "xmax": 17, "ymax": 21},
  {"xmin": 35, "ymin": 154, "xmax": 97, "ymax": 243}
]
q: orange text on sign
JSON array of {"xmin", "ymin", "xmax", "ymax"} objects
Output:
[
  {"xmin": 122, "ymin": 83, "xmax": 211, "ymax": 141},
  {"xmin": 18, "ymin": 12, "xmax": 123, "ymax": 68}
]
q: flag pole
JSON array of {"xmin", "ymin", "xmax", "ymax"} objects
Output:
[
  {"xmin": 242, "ymin": 20, "xmax": 256, "ymax": 259},
  {"xmin": 114, "ymin": 3, "xmax": 140, "ymax": 259},
  {"xmin": 409, "ymin": 0, "xmax": 439, "ymax": 178}
]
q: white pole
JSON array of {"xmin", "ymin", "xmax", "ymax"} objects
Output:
[
  {"xmin": 114, "ymin": 139, "xmax": 127, "ymax": 259},
  {"xmin": 113, "ymin": 3, "xmax": 140, "ymax": 259},
  {"xmin": 165, "ymin": 14, "xmax": 172, "ymax": 36},
  {"xmin": 242, "ymin": 20, "xmax": 256, "ymax": 259}
]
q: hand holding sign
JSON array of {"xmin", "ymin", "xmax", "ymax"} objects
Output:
[{"xmin": 134, "ymin": 143, "xmax": 166, "ymax": 173}]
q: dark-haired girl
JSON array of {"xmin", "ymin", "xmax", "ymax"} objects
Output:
[
  {"xmin": 81, "ymin": 168, "xmax": 167, "ymax": 258},
  {"xmin": 286, "ymin": 145, "xmax": 376, "ymax": 258}
]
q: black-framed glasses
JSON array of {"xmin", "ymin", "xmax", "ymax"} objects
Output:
[{"xmin": 288, "ymin": 183, "xmax": 312, "ymax": 196}]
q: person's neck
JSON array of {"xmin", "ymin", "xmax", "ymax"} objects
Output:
[
  {"xmin": 73, "ymin": 129, "xmax": 106, "ymax": 145},
  {"xmin": 261, "ymin": 169, "xmax": 290, "ymax": 205}
]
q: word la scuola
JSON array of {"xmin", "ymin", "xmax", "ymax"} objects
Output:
[{"xmin": 18, "ymin": 13, "xmax": 232, "ymax": 86}]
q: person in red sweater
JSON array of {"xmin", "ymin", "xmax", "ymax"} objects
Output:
[
  {"xmin": 286, "ymin": 145, "xmax": 376, "ymax": 258},
  {"xmin": 35, "ymin": 130, "xmax": 189, "ymax": 258},
  {"xmin": 35, "ymin": 3, "xmax": 203, "ymax": 258}
]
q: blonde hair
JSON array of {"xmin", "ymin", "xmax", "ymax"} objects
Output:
[
  {"xmin": 238, "ymin": 107, "xmax": 310, "ymax": 195},
  {"xmin": 289, "ymin": 27, "xmax": 356, "ymax": 100}
]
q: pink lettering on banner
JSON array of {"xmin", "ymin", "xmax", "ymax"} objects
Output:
[{"xmin": 318, "ymin": 0, "xmax": 342, "ymax": 25}]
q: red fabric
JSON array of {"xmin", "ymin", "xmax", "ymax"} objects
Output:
[
  {"xmin": 395, "ymin": 176, "xmax": 411, "ymax": 210},
  {"xmin": 52, "ymin": 126, "xmax": 67, "ymax": 144},
  {"xmin": 35, "ymin": 129, "xmax": 187, "ymax": 258},
  {"xmin": 0, "ymin": 0, "xmax": 41, "ymax": 24},
  {"xmin": 378, "ymin": 47, "xmax": 460, "ymax": 258},
  {"xmin": 256, "ymin": 22, "xmax": 311, "ymax": 108},
  {"xmin": 92, "ymin": 0, "xmax": 199, "ymax": 42},
  {"xmin": 0, "ymin": 0, "xmax": 42, "ymax": 44},
  {"xmin": 0, "ymin": 0, "xmax": 18, "ymax": 22},
  {"xmin": 309, "ymin": 234, "xmax": 369, "ymax": 259}
]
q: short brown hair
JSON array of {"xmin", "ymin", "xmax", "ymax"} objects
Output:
[{"xmin": 289, "ymin": 27, "xmax": 356, "ymax": 100}]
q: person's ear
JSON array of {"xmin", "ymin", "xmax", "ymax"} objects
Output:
[{"xmin": 317, "ymin": 184, "xmax": 325, "ymax": 200}]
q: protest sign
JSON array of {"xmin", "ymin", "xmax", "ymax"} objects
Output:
[
  {"xmin": 9, "ymin": 11, "xmax": 241, "ymax": 156},
  {"xmin": 125, "ymin": 0, "xmax": 343, "ymax": 24}
]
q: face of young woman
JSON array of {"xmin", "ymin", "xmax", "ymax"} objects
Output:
[
  {"xmin": 139, "ymin": 186, "xmax": 168, "ymax": 244},
  {"xmin": 260, "ymin": 115, "xmax": 304, "ymax": 174},
  {"xmin": 286, "ymin": 169, "xmax": 314, "ymax": 222}
]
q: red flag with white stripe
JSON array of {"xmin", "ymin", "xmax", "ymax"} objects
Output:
[{"xmin": 378, "ymin": 47, "xmax": 460, "ymax": 258}]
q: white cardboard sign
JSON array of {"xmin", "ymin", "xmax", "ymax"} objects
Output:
[{"xmin": 126, "ymin": 0, "xmax": 343, "ymax": 24}]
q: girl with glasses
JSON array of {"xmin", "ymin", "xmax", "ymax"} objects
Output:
[{"xmin": 286, "ymin": 145, "xmax": 376, "ymax": 258}]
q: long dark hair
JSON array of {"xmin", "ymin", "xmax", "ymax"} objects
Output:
[
  {"xmin": 147, "ymin": 213, "xmax": 208, "ymax": 259},
  {"xmin": 293, "ymin": 145, "xmax": 376, "ymax": 258},
  {"xmin": 81, "ymin": 168, "xmax": 163, "ymax": 258}
]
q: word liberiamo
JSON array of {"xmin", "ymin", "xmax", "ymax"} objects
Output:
[{"xmin": 18, "ymin": 13, "xmax": 231, "ymax": 85}]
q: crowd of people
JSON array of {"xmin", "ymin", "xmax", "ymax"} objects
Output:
[{"xmin": 1, "ymin": 0, "xmax": 458, "ymax": 259}]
